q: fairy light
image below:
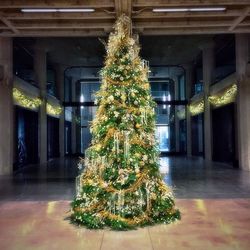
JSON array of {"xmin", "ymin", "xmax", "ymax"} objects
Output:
[
  {"xmin": 208, "ymin": 84, "xmax": 237, "ymax": 108},
  {"xmin": 46, "ymin": 103, "xmax": 62, "ymax": 116},
  {"xmin": 189, "ymin": 100, "xmax": 204, "ymax": 116},
  {"xmin": 13, "ymin": 88, "xmax": 42, "ymax": 110}
]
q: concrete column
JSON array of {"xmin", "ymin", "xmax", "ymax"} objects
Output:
[
  {"xmin": 201, "ymin": 42, "xmax": 215, "ymax": 161},
  {"xmin": 235, "ymin": 34, "xmax": 250, "ymax": 171},
  {"xmin": 0, "ymin": 38, "xmax": 13, "ymax": 175},
  {"xmin": 183, "ymin": 64, "xmax": 195, "ymax": 157},
  {"xmin": 34, "ymin": 44, "xmax": 47, "ymax": 164},
  {"xmin": 54, "ymin": 64, "xmax": 65, "ymax": 157}
]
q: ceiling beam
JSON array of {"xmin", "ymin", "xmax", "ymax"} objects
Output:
[
  {"xmin": 11, "ymin": 22, "xmax": 113, "ymax": 30},
  {"xmin": 6, "ymin": 12, "xmax": 116, "ymax": 20},
  {"xmin": 0, "ymin": 0, "xmax": 114, "ymax": 8},
  {"xmin": 135, "ymin": 20, "xmax": 233, "ymax": 29},
  {"xmin": 140, "ymin": 27, "xmax": 250, "ymax": 35},
  {"xmin": 133, "ymin": 0, "xmax": 250, "ymax": 7},
  {"xmin": 9, "ymin": 20, "xmax": 239, "ymax": 30},
  {"xmin": 229, "ymin": 6, "xmax": 250, "ymax": 31},
  {"xmin": 1, "ymin": 26, "xmax": 250, "ymax": 37},
  {"xmin": 115, "ymin": 0, "xmax": 132, "ymax": 17},
  {"xmin": 0, "ymin": 30, "xmax": 107, "ymax": 37},
  {"xmin": 0, "ymin": 14, "xmax": 19, "ymax": 34},
  {"xmin": 133, "ymin": 9, "xmax": 246, "ymax": 19}
]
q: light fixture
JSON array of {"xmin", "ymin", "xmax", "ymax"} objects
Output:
[
  {"xmin": 58, "ymin": 8, "xmax": 95, "ymax": 13},
  {"xmin": 21, "ymin": 8, "xmax": 95, "ymax": 13},
  {"xmin": 153, "ymin": 8, "xmax": 188, "ymax": 12},
  {"xmin": 152, "ymin": 7, "xmax": 226, "ymax": 13},
  {"xmin": 80, "ymin": 94, "xmax": 84, "ymax": 109},
  {"xmin": 190, "ymin": 7, "xmax": 226, "ymax": 12}
]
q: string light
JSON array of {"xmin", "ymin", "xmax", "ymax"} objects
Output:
[
  {"xmin": 46, "ymin": 103, "xmax": 62, "ymax": 116},
  {"xmin": 71, "ymin": 14, "xmax": 180, "ymax": 230},
  {"xmin": 189, "ymin": 100, "xmax": 204, "ymax": 116},
  {"xmin": 208, "ymin": 84, "xmax": 237, "ymax": 108},
  {"xmin": 13, "ymin": 88, "xmax": 42, "ymax": 110}
]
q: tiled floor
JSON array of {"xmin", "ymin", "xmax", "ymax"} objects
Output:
[
  {"xmin": 0, "ymin": 199, "xmax": 250, "ymax": 250},
  {"xmin": 0, "ymin": 156, "xmax": 250, "ymax": 200},
  {"xmin": 0, "ymin": 157, "xmax": 250, "ymax": 250}
]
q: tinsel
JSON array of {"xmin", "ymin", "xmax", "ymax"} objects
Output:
[{"xmin": 71, "ymin": 14, "xmax": 180, "ymax": 230}]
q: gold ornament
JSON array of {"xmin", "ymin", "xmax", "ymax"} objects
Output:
[{"xmin": 135, "ymin": 123, "xmax": 141, "ymax": 128}]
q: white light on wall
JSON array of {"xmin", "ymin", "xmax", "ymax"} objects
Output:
[
  {"xmin": 153, "ymin": 8, "xmax": 188, "ymax": 12},
  {"xmin": 190, "ymin": 7, "xmax": 226, "ymax": 12},
  {"xmin": 58, "ymin": 9, "xmax": 95, "ymax": 13},
  {"xmin": 152, "ymin": 7, "xmax": 226, "ymax": 13},
  {"xmin": 21, "ymin": 9, "xmax": 57, "ymax": 12},
  {"xmin": 21, "ymin": 8, "xmax": 95, "ymax": 13},
  {"xmin": 80, "ymin": 94, "xmax": 84, "ymax": 109}
]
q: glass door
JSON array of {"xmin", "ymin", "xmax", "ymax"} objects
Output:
[{"xmin": 156, "ymin": 126, "xmax": 170, "ymax": 152}]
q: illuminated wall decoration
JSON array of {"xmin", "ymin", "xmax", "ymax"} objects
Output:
[
  {"xmin": 189, "ymin": 100, "xmax": 204, "ymax": 116},
  {"xmin": 13, "ymin": 88, "xmax": 42, "ymax": 110},
  {"xmin": 208, "ymin": 84, "xmax": 237, "ymax": 108},
  {"xmin": 46, "ymin": 103, "xmax": 62, "ymax": 116}
]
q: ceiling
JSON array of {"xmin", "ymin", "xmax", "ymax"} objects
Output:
[
  {"xmin": 1, "ymin": 0, "xmax": 250, "ymax": 37},
  {"xmin": 14, "ymin": 35, "xmax": 219, "ymax": 68}
]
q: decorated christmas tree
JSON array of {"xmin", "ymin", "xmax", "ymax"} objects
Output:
[{"xmin": 71, "ymin": 15, "xmax": 180, "ymax": 230}]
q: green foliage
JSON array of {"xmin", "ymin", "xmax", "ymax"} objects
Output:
[{"xmin": 71, "ymin": 15, "xmax": 180, "ymax": 231}]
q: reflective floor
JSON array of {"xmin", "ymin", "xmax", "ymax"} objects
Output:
[
  {"xmin": 1, "ymin": 157, "xmax": 250, "ymax": 250},
  {"xmin": 0, "ymin": 199, "xmax": 250, "ymax": 250},
  {"xmin": 0, "ymin": 156, "xmax": 250, "ymax": 201}
]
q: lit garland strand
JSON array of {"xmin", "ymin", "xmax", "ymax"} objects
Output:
[
  {"xmin": 75, "ymin": 175, "xmax": 82, "ymax": 197},
  {"xmin": 189, "ymin": 100, "xmax": 205, "ymax": 116},
  {"xmin": 123, "ymin": 130, "xmax": 130, "ymax": 160},
  {"xmin": 13, "ymin": 88, "xmax": 42, "ymax": 110},
  {"xmin": 113, "ymin": 132, "xmax": 120, "ymax": 154},
  {"xmin": 46, "ymin": 103, "xmax": 62, "ymax": 116},
  {"xmin": 208, "ymin": 84, "xmax": 237, "ymax": 107}
]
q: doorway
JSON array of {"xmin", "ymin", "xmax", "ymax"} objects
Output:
[
  {"xmin": 156, "ymin": 126, "xmax": 170, "ymax": 152},
  {"xmin": 47, "ymin": 116, "xmax": 60, "ymax": 159},
  {"xmin": 14, "ymin": 106, "xmax": 38, "ymax": 170},
  {"xmin": 212, "ymin": 103, "xmax": 236, "ymax": 166}
]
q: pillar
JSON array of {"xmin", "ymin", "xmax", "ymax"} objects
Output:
[
  {"xmin": 183, "ymin": 64, "xmax": 194, "ymax": 157},
  {"xmin": 55, "ymin": 64, "xmax": 65, "ymax": 157},
  {"xmin": 235, "ymin": 34, "xmax": 250, "ymax": 171},
  {"xmin": 34, "ymin": 44, "xmax": 47, "ymax": 164},
  {"xmin": 0, "ymin": 38, "xmax": 13, "ymax": 175},
  {"xmin": 201, "ymin": 42, "xmax": 215, "ymax": 161}
]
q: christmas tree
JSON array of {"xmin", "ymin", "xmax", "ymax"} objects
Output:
[{"xmin": 71, "ymin": 15, "xmax": 180, "ymax": 230}]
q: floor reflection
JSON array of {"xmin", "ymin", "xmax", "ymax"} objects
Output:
[
  {"xmin": 0, "ymin": 156, "xmax": 250, "ymax": 201},
  {"xmin": 0, "ymin": 199, "xmax": 249, "ymax": 250}
]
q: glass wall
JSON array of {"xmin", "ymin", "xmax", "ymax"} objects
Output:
[{"xmin": 64, "ymin": 65, "xmax": 187, "ymax": 155}]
